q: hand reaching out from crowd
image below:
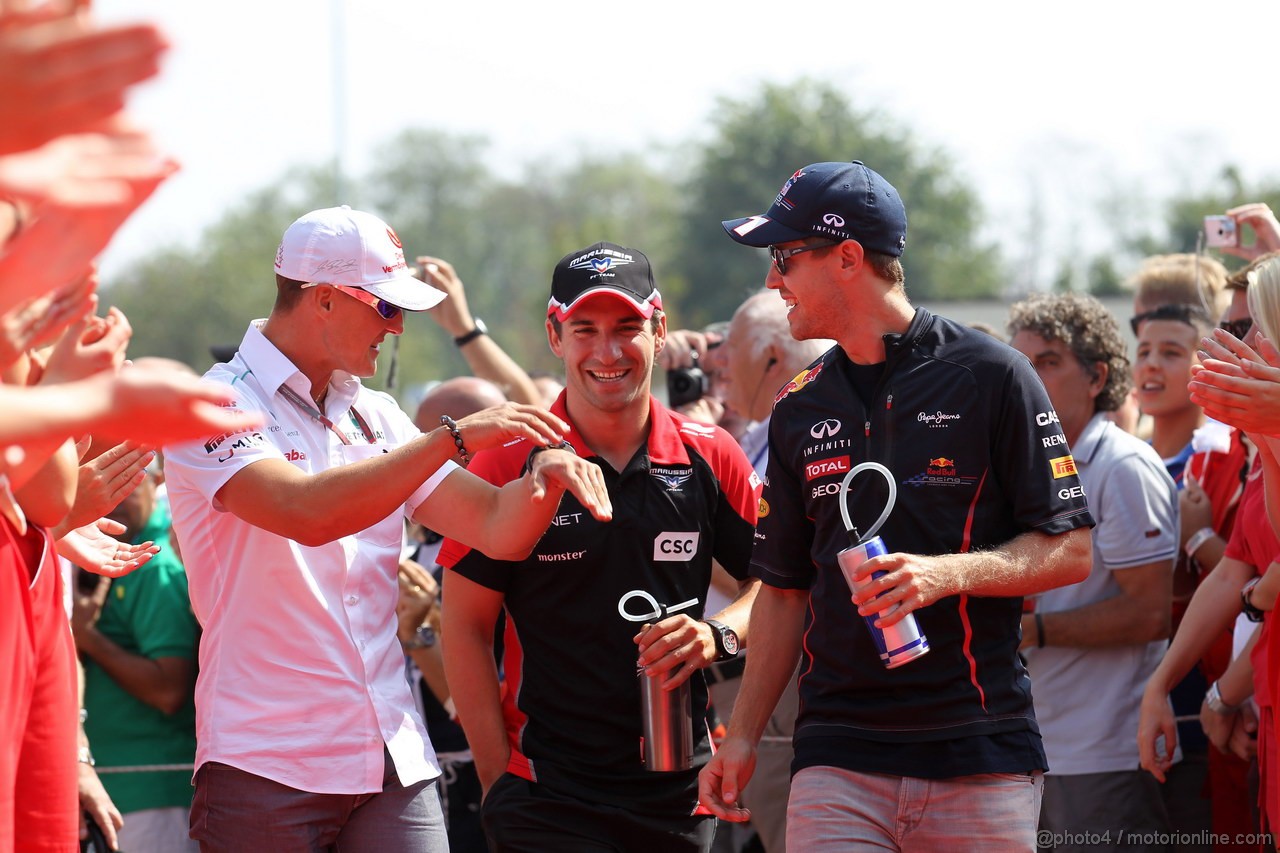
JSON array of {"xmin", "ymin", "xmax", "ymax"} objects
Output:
[
  {"xmin": 0, "ymin": 10, "xmax": 167, "ymax": 156},
  {"xmin": 0, "ymin": 155, "xmax": 177, "ymax": 311},
  {"xmin": 0, "ymin": 274, "xmax": 97, "ymax": 370},
  {"xmin": 1221, "ymin": 203, "xmax": 1280, "ymax": 262},
  {"xmin": 1189, "ymin": 329, "xmax": 1280, "ymax": 437},
  {"xmin": 57, "ymin": 516, "xmax": 156, "ymax": 578},
  {"xmin": 53, "ymin": 438, "xmax": 153, "ymax": 536},
  {"xmin": 0, "ymin": 126, "xmax": 167, "ymax": 207},
  {"xmin": 417, "ymin": 255, "xmax": 475, "ymax": 339},
  {"xmin": 39, "ymin": 304, "xmax": 132, "ymax": 384}
]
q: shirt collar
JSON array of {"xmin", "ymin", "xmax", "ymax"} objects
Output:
[
  {"xmin": 548, "ymin": 393, "xmax": 692, "ymax": 469},
  {"xmin": 236, "ymin": 321, "xmax": 361, "ymax": 412},
  {"xmin": 1071, "ymin": 411, "xmax": 1110, "ymax": 465}
]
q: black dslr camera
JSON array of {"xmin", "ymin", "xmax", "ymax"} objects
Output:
[{"xmin": 667, "ymin": 346, "xmax": 714, "ymax": 408}]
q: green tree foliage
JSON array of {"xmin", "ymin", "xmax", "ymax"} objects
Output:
[
  {"xmin": 103, "ymin": 78, "xmax": 1005, "ymax": 395},
  {"xmin": 674, "ymin": 79, "xmax": 1003, "ymax": 325},
  {"xmin": 108, "ymin": 172, "xmax": 336, "ymax": 371}
]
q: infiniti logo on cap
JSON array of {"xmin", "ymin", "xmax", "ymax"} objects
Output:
[{"xmin": 823, "ymin": 213, "xmax": 845, "ymax": 227}]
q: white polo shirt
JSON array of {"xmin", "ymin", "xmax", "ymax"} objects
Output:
[{"xmin": 164, "ymin": 322, "xmax": 458, "ymax": 794}]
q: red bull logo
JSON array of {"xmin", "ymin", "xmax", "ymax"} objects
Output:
[
  {"xmin": 926, "ymin": 456, "xmax": 956, "ymax": 476},
  {"xmin": 774, "ymin": 363, "xmax": 825, "ymax": 404}
]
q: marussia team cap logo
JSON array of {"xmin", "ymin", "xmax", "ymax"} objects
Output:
[
  {"xmin": 721, "ymin": 161, "xmax": 908, "ymax": 257},
  {"xmin": 548, "ymin": 241, "xmax": 663, "ymax": 321}
]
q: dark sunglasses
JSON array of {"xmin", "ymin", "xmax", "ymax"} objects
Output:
[
  {"xmin": 1129, "ymin": 303, "xmax": 1211, "ymax": 336},
  {"xmin": 768, "ymin": 239, "xmax": 842, "ymax": 276},
  {"xmin": 302, "ymin": 282, "xmax": 402, "ymax": 321},
  {"xmin": 1219, "ymin": 317, "xmax": 1253, "ymax": 340}
]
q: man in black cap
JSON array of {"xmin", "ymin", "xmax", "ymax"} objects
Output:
[
  {"xmin": 440, "ymin": 241, "xmax": 762, "ymax": 852},
  {"xmin": 697, "ymin": 162, "xmax": 1096, "ymax": 851}
]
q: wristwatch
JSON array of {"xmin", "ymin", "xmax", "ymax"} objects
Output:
[
  {"xmin": 1242, "ymin": 576, "xmax": 1266, "ymax": 623},
  {"xmin": 1204, "ymin": 681, "xmax": 1239, "ymax": 715},
  {"xmin": 402, "ymin": 624, "xmax": 438, "ymax": 650},
  {"xmin": 704, "ymin": 619, "xmax": 740, "ymax": 662},
  {"xmin": 453, "ymin": 318, "xmax": 488, "ymax": 347}
]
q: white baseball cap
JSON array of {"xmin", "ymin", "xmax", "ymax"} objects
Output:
[{"xmin": 274, "ymin": 206, "xmax": 445, "ymax": 311}]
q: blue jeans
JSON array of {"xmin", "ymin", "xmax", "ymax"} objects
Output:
[
  {"xmin": 188, "ymin": 748, "xmax": 447, "ymax": 852},
  {"xmin": 787, "ymin": 765, "xmax": 1044, "ymax": 852}
]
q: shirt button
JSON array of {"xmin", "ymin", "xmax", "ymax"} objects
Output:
[{"xmin": 346, "ymin": 595, "xmax": 358, "ymax": 605}]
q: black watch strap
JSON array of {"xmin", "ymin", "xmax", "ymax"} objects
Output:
[
  {"xmin": 705, "ymin": 619, "xmax": 740, "ymax": 661},
  {"xmin": 454, "ymin": 318, "xmax": 488, "ymax": 347},
  {"xmin": 1242, "ymin": 576, "xmax": 1266, "ymax": 623}
]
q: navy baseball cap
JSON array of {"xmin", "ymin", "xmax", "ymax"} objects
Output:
[
  {"xmin": 548, "ymin": 242, "xmax": 663, "ymax": 321},
  {"xmin": 721, "ymin": 161, "xmax": 908, "ymax": 256}
]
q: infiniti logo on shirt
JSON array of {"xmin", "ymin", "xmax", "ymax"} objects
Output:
[{"xmin": 810, "ymin": 419, "xmax": 841, "ymax": 439}]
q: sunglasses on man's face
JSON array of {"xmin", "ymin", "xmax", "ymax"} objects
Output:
[
  {"xmin": 1128, "ymin": 303, "xmax": 1211, "ymax": 336},
  {"xmin": 302, "ymin": 282, "xmax": 402, "ymax": 321},
  {"xmin": 1219, "ymin": 317, "xmax": 1253, "ymax": 340},
  {"xmin": 768, "ymin": 239, "xmax": 842, "ymax": 276}
]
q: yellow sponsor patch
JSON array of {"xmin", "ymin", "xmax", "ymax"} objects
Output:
[
  {"xmin": 758, "ymin": 498, "xmax": 770, "ymax": 518},
  {"xmin": 1050, "ymin": 455, "xmax": 1078, "ymax": 479}
]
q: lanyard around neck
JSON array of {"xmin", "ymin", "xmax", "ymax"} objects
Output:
[{"xmin": 277, "ymin": 383, "xmax": 376, "ymax": 446}]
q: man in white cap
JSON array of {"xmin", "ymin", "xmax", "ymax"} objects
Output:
[{"xmin": 163, "ymin": 206, "xmax": 611, "ymax": 852}]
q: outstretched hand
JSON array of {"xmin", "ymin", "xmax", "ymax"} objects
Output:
[
  {"xmin": 451, "ymin": 403, "xmax": 570, "ymax": 457},
  {"xmin": 526, "ymin": 448, "xmax": 611, "ymax": 521},
  {"xmin": 56, "ymin": 516, "xmax": 157, "ymax": 578},
  {"xmin": 1189, "ymin": 329, "xmax": 1280, "ymax": 436}
]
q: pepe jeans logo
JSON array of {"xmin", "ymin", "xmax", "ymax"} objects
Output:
[
  {"xmin": 810, "ymin": 419, "xmax": 841, "ymax": 439},
  {"xmin": 917, "ymin": 411, "xmax": 961, "ymax": 428},
  {"xmin": 822, "ymin": 213, "xmax": 845, "ymax": 227}
]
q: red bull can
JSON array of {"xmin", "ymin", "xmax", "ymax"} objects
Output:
[{"xmin": 837, "ymin": 535, "xmax": 930, "ymax": 669}]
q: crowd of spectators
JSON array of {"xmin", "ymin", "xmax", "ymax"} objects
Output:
[{"xmin": 11, "ymin": 6, "xmax": 1280, "ymax": 853}]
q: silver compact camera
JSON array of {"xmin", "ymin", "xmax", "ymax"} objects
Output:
[{"xmin": 1204, "ymin": 215, "xmax": 1239, "ymax": 249}]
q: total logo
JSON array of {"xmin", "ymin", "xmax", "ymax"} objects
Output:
[
  {"xmin": 284, "ymin": 449, "xmax": 307, "ymax": 462},
  {"xmin": 654, "ymin": 532, "xmax": 700, "ymax": 561},
  {"xmin": 810, "ymin": 419, "xmax": 842, "ymax": 439},
  {"xmin": 805, "ymin": 455, "xmax": 851, "ymax": 481},
  {"xmin": 1036, "ymin": 411, "xmax": 1061, "ymax": 427}
]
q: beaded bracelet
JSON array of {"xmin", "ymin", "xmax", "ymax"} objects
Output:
[{"xmin": 439, "ymin": 415, "xmax": 470, "ymax": 466}]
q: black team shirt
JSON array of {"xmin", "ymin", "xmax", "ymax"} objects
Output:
[
  {"xmin": 755, "ymin": 307, "xmax": 1094, "ymax": 779},
  {"xmin": 439, "ymin": 393, "xmax": 760, "ymax": 816}
]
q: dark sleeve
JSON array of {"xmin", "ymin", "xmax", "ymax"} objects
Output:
[
  {"xmin": 437, "ymin": 444, "xmax": 526, "ymax": 592},
  {"xmin": 991, "ymin": 354, "xmax": 1094, "ymax": 535},
  {"xmin": 748, "ymin": 413, "xmax": 815, "ymax": 590}
]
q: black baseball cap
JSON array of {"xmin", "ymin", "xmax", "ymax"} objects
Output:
[
  {"xmin": 548, "ymin": 242, "xmax": 663, "ymax": 321},
  {"xmin": 721, "ymin": 161, "xmax": 908, "ymax": 256}
]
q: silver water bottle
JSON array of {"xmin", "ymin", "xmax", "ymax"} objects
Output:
[{"xmin": 640, "ymin": 670, "xmax": 693, "ymax": 771}]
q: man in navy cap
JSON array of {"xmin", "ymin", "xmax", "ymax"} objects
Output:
[{"xmin": 698, "ymin": 162, "xmax": 1096, "ymax": 851}]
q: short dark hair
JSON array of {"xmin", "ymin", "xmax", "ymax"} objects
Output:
[
  {"xmin": 275, "ymin": 274, "xmax": 308, "ymax": 312},
  {"xmin": 1007, "ymin": 292, "xmax": 1132, "ymax": 413},
  {"xmin": 802, "ymin": 239, "xmax": 904, "ymax": 285},
  {"xmin": 548, "ymin": 307, "xmax": 664, "ymax": 337}
]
